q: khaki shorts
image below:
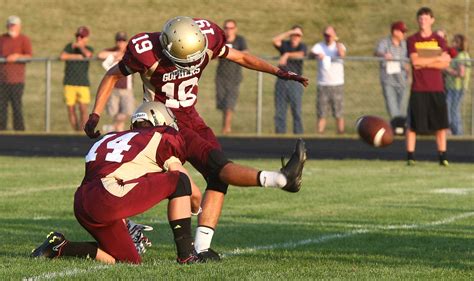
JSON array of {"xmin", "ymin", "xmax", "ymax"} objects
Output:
[
  {"xmin": 64, "ymin": 85, "xmax": 91, "ymax": 106},
  {"xmin": 106, "ymin": 88, "xmax": 135, "ymax": 116},
  {"xmin": 317, "ymin": 85, "xmax": 344, "ymax": 118}
]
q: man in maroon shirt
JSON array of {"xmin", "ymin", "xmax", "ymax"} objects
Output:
[
  {"xmin": 406, "ymin": 7, "xmax": 451, "ymax": 166},
  {"xmin": 31, "ymin": 102, "xmax": 205, "ymax": 264},
  {"xmin": 0, "ymin": 16, "xmax": 32, "ymax": 131},
  {"xmin": 84, "ymin": 17, "xmax": 307, "ymax": 260}
]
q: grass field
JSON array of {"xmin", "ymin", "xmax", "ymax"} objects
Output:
[{"xmin": 0, "ymin": 156, "xmax": 473, "ymax": 279}]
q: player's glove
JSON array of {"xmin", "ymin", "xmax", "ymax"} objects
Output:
[
  {"xmin": 276, "ymin": 68, "xmax": 309, "ymax": 87},
  {"xmin": 84, "ymin": 113, "xmax": 101, "ymax": 139}
]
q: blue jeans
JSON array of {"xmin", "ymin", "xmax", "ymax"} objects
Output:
[
  {"xmin": 274, "ymin": 79, "xmax": 303, "ymax": 134},
  {"xmin": 382, "ymin": 82, "xmax": 406, "ymax": 118},
  {"xmin": 446, "ymin": 88, "xmax": 464, "ymax": 135}
]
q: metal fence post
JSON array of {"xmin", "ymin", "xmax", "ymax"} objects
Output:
[
  {"xmin": 45, "ymin": 59, "xmax": 51, "ymax": 132},
  {"xmin": 256, "ymin": 71, "xmax": 263, "ymax": 135}
]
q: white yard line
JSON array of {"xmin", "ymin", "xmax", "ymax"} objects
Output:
[
  {"xmin": 432, "ymin": 188, "xmax": 474, "ymax": 195},
  {"xmin": 23, "ymin": 212, "xmax": 474, "ymax": 279},
  {"xmin": 222, "ymin": 212, "xmax": 474, "ymax": 257},
  {"xmin": 23, "ymin": 265, "xmax": 110, "ymax": 281}
]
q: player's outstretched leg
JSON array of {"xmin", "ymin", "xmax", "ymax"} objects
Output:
[{"xmin": 280, "ymin": 138, "xmax": 307, "ymax": 193}]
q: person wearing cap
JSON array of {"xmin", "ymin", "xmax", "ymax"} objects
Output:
[
  {"xmin": 310, "ymin": 26, "xmax": 347, "ymax": 134},
  {"xmin": 272, "ymin": 25, "xmax": 307, "ymax": 134},
  {"xmin": 0, "ymin": 16, "xmax": 32, "ymax": 131},
  {"xmin": 97, "ymin": 32, "xmax": 135, "ymax": 133},
  {"xmin": 374, "ymin": 21, "xmax": 409, "ymax": 119},
  {"xmin": 59, "ymin": 26, "xmax": 94, "ymax": 131}
]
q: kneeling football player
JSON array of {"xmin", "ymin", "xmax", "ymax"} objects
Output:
[{"xmin": 31, "ymin": 102, "xmax": 205, "ymax": 264}]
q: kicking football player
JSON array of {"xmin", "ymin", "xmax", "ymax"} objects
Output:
[
  {"xmin": 84, "ymin": 17, "xmax": 307, "ymax": 259},
  {"xmin": 31, "ymin": 102, "xmax": 205, "ymax": 264}
]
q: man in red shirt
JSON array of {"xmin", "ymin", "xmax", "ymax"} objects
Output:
[
  {"xmin": 31, "ymin": 102, "xmax": 204, "ymax": 264},
  {"xmin": 84, "ymin": 17, "xmax": 307, "ymax": 259},
  {"xmin": 406, "ymin": 7, "xmax": 451, "ymax": 166},
  {"xmin": 0, "ymin": 16, "xmax": 32, "ymax": 131}
]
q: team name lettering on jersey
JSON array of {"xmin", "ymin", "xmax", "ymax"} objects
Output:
[{"xmin": 163, "ymin": 68, "xmax": 201, "ymax": 82}]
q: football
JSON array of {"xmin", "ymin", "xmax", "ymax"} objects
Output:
[{"xmin": 355, "ymin": 115, "xmax": 394, "ymax": 147}]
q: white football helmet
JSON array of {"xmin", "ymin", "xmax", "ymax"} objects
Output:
[
  {"xmin": 159, "ymin": 16, "xmax": 208, "ymax": 70},
  {"xmin": 131, "ymin": 102, "xmax": 178, "ymax": 130}
]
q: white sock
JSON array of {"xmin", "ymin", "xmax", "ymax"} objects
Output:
[
  {"xmin": 259, "ymin": 171, "xmax": 287, "ymax": 188},
  {"xmin": 194, "ymin": 226, "xmax": 214, "ymax": 253}
]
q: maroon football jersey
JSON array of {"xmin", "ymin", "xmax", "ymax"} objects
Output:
[
  {"xmin": 82, "ymin": 126, "xmax": 186, "ymax": 197},
  {"xmin": 118, "ymin": 18, "xmax": 229, "ymax": 111}
]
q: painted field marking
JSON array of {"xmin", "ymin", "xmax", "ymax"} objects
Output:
[
  {"xmin": 432, "ymin": 188, "xmax": 474, "ymax": 195},
  {"xmin": 23, "ymin": 265, "xmax": 110, "ymax": 281},
  {"xmin": 222, "ymin": 211, "xmax": 474, "ymax": 257},
  {"xmin": 23, "ymin": 212, "xmax": 474, "ymax": 279}
]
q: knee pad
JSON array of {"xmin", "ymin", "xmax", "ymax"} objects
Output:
[
  {"xmin": 206, "ymin": 174, "xmax": 229, "ymax": 195},
  {"xmin": 207, "ymin": 149, "xmax": 232, "ymax": 176},
  {"xmin": 205, "ymin": 150, "xmax": 232, "ymax": 195},
  {"xmin": 169, "ymin": 172, "xmax": 192, "ymax": 199}
]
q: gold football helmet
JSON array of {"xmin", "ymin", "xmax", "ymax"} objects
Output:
[
  {"xmin": 159, "ymin": 16, "xmax": 208, "ymax": 70},
  {"xmin": 131, "ymin": 101, "xmax": 178, "ymax": 130}
]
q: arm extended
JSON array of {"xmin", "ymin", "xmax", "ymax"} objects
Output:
[
  {"xmin": 225, "ymin": 48, "xmax": 309, "ymax": 86},
  {"xmin": 83, "ymin": 64, "xmax": 123, "ymax": 138}
]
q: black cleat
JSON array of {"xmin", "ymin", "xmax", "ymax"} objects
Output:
[
  {"xmin": 280, "ymin": 138, "xmax": 307, "ymax": 193},
  {"xmin": 30, "ymin": 231, "xmax": 67, "ymax": 259},
  {"xmin": 177, "ymin": 253, "xmax": 202, "ymax": 264},
  {"xmin": 196, "ymin": 248, "xmax": 221, "ymax": 262},
  {"xmin": 177, "ymin": 248, "xmax": 221, "ymax": 264}
]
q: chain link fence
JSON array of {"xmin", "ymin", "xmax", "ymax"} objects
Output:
[{"xmin": 0, "ymin": 57, "xmax": 472, "ymax": 136}]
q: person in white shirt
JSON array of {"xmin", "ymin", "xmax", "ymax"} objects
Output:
[
  {"xmin": 97, "ymin": 32, "xmax": 135, "ymax": 132},
  {"xmin": 311, "ymin": 26, "xmax": 346, "ymax": 134}
]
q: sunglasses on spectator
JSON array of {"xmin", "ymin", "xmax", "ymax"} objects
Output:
[{"xmin": 224, "ymin": 26, "xmax": 236, "ymax": 30}]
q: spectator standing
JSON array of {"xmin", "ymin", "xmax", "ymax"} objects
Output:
[
  {"xmin": 272, "ymin": 25, "xmax": 307, "ymax": 134},
  {"xmin": 374, "ymin": 21, "xmax": 409, "ymax": 119},
  {"xmin": 0, "ymin": 16, "xmax": 32, "ymax": 131},
  {"xmin": 406, "ymin": 7, "xmax": 451, "ymax": 166},
  {"xmin": 98, "ymin": 32, "xmax": 135, "ymax": 132},
  {"xmin": 311, "ymin": 26, "xmax": 346, "ymax": 134},
  {"xmin": 60, "ymin": 26, "xmax": 94, "ymax": 131},
  {"xmin": 444, "ymin": 34, "xmax": 471, "ymax": 135},
  {"xmin": 215, "ymin": 20, "xmax": 248, "ymax": 134}
]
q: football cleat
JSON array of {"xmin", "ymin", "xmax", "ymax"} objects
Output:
[
  {"xmin": 127, "ymin": 220, "xmax": 153, "ymax": 255},
  {"xmin": 440, "ymin": 160, "xmax": 449, "ymax": 167},
  {"xmin": 407, "ymin": 159, "xmax": 416, "ymax": 166},
  {"xmin": 280, "ymin": 138, "xmax": 307, "ymax": 193},
  {"xmin": 177, "ymin": 253, "xmax": 202, "ymax": 264},
  {"xmin": 30, "ymin": 231, "xmax": 67, "ymax": 259},
  {"xmin": 176, "ymin": 248, "xmax": 221, "ymax": 264},
  {"xmin": 196, "ymin": 248, "xmax": 221, "ymax": 262}
]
